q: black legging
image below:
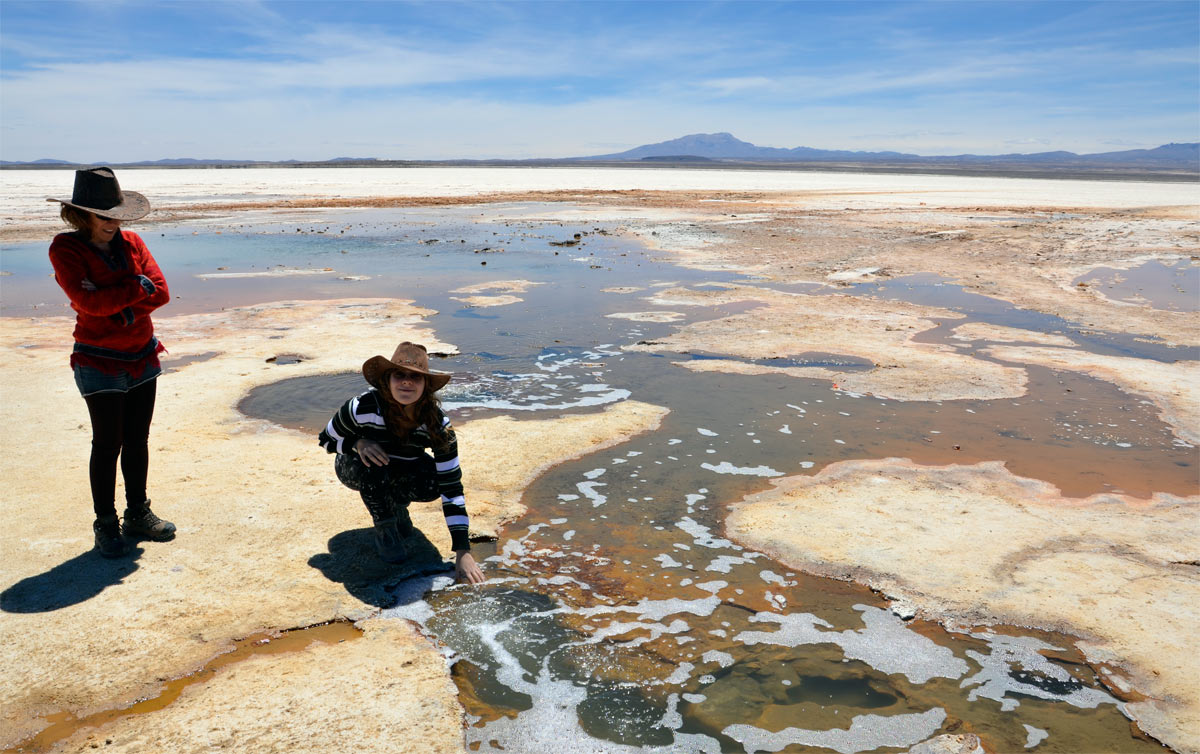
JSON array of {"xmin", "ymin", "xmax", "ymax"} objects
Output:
[{"xmin": 83, "ymin": 378, "xmax": 157, "ymax": 518}]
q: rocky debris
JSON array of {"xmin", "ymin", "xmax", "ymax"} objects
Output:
[{"xmin": 907, "ymin": 733, "xmax": 984, "ymax": 754}]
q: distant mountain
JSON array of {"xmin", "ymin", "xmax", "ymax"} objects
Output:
[
  {"xmin": 3, "ymin": 137, "xmax": 1196, "ymax": 174},
  {"xmin": 581, "ymin": 133, "xmax": 1200, "ymax": 170}
]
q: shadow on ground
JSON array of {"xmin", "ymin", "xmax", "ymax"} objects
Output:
[
  {"xmin": 308, "ymin": 526, "xmax": 454, "ymax": 608},
  {"xmin": 1, "ymin": 546, "xmax": 145, "ymax": 613}
]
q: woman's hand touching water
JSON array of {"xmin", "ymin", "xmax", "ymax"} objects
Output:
[{"xmin": 455, "ymin": 551, "xmax": 485, "ymax": 584}]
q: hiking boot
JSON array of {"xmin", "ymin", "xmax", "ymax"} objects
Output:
[
  {"xmin": 94, "ymin": 514, "xmax": 130, "ymax": 558},
  {"xmin": 122, "ymin": 500, "xmax": 176, "ymax": 541},
  {"xmin": 372, "ymin": 517, "xmax": 409, "ymax": 564}
]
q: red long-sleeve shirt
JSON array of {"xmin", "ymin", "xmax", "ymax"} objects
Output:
[{"xmin": 49, "ymin": 230, "xmax": 170, "ymax": 375}]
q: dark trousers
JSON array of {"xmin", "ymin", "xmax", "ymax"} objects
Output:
[
  {"xmin": 334, "ymin": 452, "xmax": 439, "ymax": 524},
  {"xmin": 83, "ymin": 378, "xmax": 157, "ymax": 518}
]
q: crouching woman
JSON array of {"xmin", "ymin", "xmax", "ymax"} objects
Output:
[{"xmin": 319, "ymin": 342, "xmax": 484, "ymax": 584}]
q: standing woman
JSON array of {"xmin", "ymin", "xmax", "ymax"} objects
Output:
[
  {"xmin": 319, "ymin": 342, "xmax": 485, "ymax": 584},
  {"xmin": 48, "ymin": 167, "xmax": 176, "ymax": 558}
]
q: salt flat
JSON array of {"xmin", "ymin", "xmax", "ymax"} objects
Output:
[
  {"xmin": 2, "ymin": 167, "xmax": 1197, "ymax": 753},
  {"xmin": 3, "ymin": 166, "xmax": 1196, "ymax": 235}
]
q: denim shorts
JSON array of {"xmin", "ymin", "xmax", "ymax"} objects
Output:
[{"xmin": 74, "ymin": 363, "xmax": 162, "ymax": 397}]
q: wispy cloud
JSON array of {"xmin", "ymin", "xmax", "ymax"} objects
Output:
[{"xmin": 1, "ymin": 0, "xmax": 1195, "ymax": 161}]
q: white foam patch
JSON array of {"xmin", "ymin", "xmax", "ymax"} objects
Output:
[
  {"xmin": 577, "ymin": 481, "xmax": 608, "ymax": 507},
  {"xmin": 665, "ymin": 662, "xmax": 695, "ymax": 685},
  {"xmin": 697, "ymin": 428, "xmax": 719, "ymax": 436},
  {"xmin": 779, "ymin": 425, "xmax": 792, "ymax": 434},
  {"xmin": 584, "ymin": 467, "xmax": 607, "ymax": 479},
  {"xmin": 701, "ymin": 461, "xmax": 784, "ymax": 477},
  {"xmin": 444, "ymin": 385, "xmax": 630, "ymax": 412},
  {"xmin": 962, "ymin": 632, "xmax": 1116, "ymax": 710},
  {"xmin": 578, "ymin": 595, "xmax": 723, "ymax": 621},
  {"xmin": 701, "ymin": 650, "xmax": 735, "ymax": 668},
  {"xmin": 759, "ymin": 570, "xmax": 797, "ymax": 587},
  {"xmin": 655, "ymin": 553, "xmax": 684, "ymax": 568},
  {"xmin": 705, "ymin": 554, "xmax": 756, "ymax": 573},
  {"xmin": 676, "ymin": 517, "xmax": 739, "ymax": 549},
  {"xmin": 1024, "ymin": 724, "xmax": 1050, "ymax": 748},
  {"xmin": 723, "ymin": 708, "xmax": 947, "ymax": 754},
  {"xmin": 734, "ymin": 606, "xmax": 969, "ymax": 684}
]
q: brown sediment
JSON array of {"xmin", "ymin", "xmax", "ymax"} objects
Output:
[
  {"xmin": 724, "ymin": 458, "xmax": 1200, "ymax": 754},
  {"xmin": 982, "ymin": 344, "xmax": 1200, "ymax": 445},
  {"xmin": 450, "ymin": 279, "xmax": 545, "ymax": 295},
  {"xmin": 626, "ymin": 283, "xmax": 1029, "ymax": 402},
  {"xmin": 449, "ymin": 279, "xmax": 545, "ymax": 308},
  {"xmin": 8, "ymin": 621, "xmax": 361, "ymax": 753},
  {"xmin": 605, "ymin": 311, "xmax": 687, "ymax": 322},
  {"xmin": 679, "ymin": 356, "xmax": 1194, "ymax": 499},
  {"xmin": 450, "ymin": 294, "xmax": 523, "ymax": 307},
  {"xmin": 949, "ymin": 322, "xmax": 1078, "ymax": 346}
]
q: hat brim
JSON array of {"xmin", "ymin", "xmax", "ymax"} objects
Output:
[
  {"xmin": 362, "ymin": 355, "xmax": 451, "ymax": 394},
  {"xmin": 47, "ymin": 191, "xmax": 151, "ymax": 222}
]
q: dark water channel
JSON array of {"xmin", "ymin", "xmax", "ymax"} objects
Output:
[{"xmin": 15, "ymin": 207, "xmax": 1180, "ymax": 751}]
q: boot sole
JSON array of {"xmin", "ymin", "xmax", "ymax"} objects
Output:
[{"xmin": 122, "ymin": 528, "xmax": 176, "ymax": 542}]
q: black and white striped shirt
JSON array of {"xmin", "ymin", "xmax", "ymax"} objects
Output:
[{"xmin": 319, "ymin": 388, "xmax": 470, "ymax": 551}]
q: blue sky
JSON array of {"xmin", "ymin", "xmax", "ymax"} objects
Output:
[{"xmin": 1, "ymin": 0, "xmax": 1196, "ymax": 162}]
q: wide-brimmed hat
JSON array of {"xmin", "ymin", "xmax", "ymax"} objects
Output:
[
  {"xmin": 46, "ymin": 167, "xmax": 151, "ymax": 221},
  {"xmin": 363, "ymin": 342, "xmax": 451, "ymax": 394}
]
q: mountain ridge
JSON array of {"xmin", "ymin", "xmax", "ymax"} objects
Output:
[
  {"xmin": 579, "ymin": 132, "xmax": 1200, "ymax": 169},
  {"xmin": 3, "ymin": 133, "xmax": 1196, "ymax": 173}
]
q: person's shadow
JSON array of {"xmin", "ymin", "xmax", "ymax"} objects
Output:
[
  {"xmin": 308, "ymin": 527, "xmax": 454, "ymax": 608},
  {"xmin": 1, "ymin": 546, "xmax": 144, "ymax": 613}
]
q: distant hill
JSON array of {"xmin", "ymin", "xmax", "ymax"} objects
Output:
[
  {"xmin": 580, "ymin": 132, "xmax": 1200, "ymax": 170},
  {"xmin": 3, "ymin": 135, "xmax": 1196, "ymax": 176}
]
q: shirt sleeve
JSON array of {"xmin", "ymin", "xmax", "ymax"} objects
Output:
[
  {"xmin": 124, "ymin": 233, "xmax": 171, "ymax": 317},
  {"xmin": 431, "ymin": 412, "xmax": 471, "ymax": 551},
  {"xmin": 318, "ymin": 394, "xmax": 369, "ymax": 455}
]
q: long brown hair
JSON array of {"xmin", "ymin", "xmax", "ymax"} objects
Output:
[{"xmin": 380, "ymin": 373, "xmax": 450, "ymax": 448}]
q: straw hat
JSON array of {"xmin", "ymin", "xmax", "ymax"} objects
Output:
[
  {"xmin": 46, "ymin": 167, "xmax": 151, "ymax": 221},
  {"xmin": 362, "ymin": 342, "xmax": 451, "ymax": 393}
]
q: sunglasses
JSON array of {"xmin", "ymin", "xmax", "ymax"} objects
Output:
[{"xmin": 391, "ymin": 370, "xmax": 425, "ymax": 383}]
